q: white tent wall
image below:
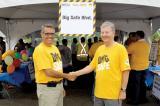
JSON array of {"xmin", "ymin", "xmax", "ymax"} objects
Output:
[
  {"xmin": 8, "ymin": 20, "xmax": 57, "ymax": 49},
  {"xmin": 0, "ymin": 19, "xmax": 7, "ymax": 36},
  {"xmin": 152, "ymin": 17, "xmax": 160, "ymax": 34},
  {"xmin": 8, "ymin": 19, "xmax": 151, "ymax": 50},
  {"xmin": 0, "ymin": 18, "xmax": 10, "ymax": 50}
]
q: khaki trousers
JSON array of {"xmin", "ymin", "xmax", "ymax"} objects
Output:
[{"xmin": 37, "ymin": 83, "xmax": 63, "ymax": 106}]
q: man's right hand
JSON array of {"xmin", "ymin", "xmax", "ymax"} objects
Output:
[{"xmin": 67, "ymin": 72, "xmax": 78, "ymax": 81}]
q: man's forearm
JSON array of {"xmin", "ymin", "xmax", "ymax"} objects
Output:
[
  {"xmin": 44, "ymin": 69, "xmax": 68, "ymax": 79},
  {"xmin": 121, "ymin": 70, "xmax": 130, "ymax": 90},
  {"xmin": 52, "ymin": 70, "xmax": 68, "ymax": 79},
  {"xmin": 74, "ymin": 65, "xmax": 94, "ymax": 76}
]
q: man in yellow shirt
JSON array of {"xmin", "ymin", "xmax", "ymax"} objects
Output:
[
  {"xmin": 70, "ymin": 21, "xmax": 130, "ymax": 106},
  {"xmin": 127, "ymin": 31, "xmax": 150, "ymax": 105},
  {"xmin": 33, "ymin": 24, "xmax": 73, "ymax": 106}
]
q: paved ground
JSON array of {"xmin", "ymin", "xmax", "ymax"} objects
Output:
[{"xmin": 0, "ymin": 88, "xmax": 159, "ymax": 106}]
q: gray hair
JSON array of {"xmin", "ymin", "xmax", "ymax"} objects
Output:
[
  {"xmin": 41, "ymin": 24, "xmax": 55, "ymax": 33},
  {"xmin": 100, "ymin": 21, "xmax": 115, "ymax": 32}
]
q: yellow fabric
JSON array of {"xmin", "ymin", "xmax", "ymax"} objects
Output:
[
  {"xmin": 77, "ymin": 43, "xmax": 88, "ymax": 61},
  {"xmin": 0, "ymin": 50, "xmax": 1, "ymax": 65},
  {"xmin": 89, "ymin": 41, "xmax": 103, "ymax": 58},
  {"xmin": 89, "ymin": 43, "xmax": 130, "ymax": 99},
  {"xmin": 33, "ymin": 43, "xmax": 63, "ymax": 83},
  {"xmin": 158, "ymin": 44, "xmax": 160, "ymax": 56},
  {"xmin": 0, "ymin": 65, "xmax": 2, "ymax": 73},
  {"xmin": 127, "ymin": 40, "xmax": 150, "ymax": 70}
]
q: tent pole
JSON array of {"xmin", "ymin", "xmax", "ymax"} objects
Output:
[
  {"xmin": 5, "ymin": 19, "xmax": 10, "ymax": 49},
  {"xmin": 150, "ymin": 19, "xmax": 153, "ymax": 34}
]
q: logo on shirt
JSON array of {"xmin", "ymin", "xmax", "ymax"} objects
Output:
[
  {"xmin": 97, "ymin": 55, "xmax": 110, "ymax": 71},
  {"xmin": 51, "ymin": 53, "xmax": 61, "ymax": 62},
  {"xmin": 51, "ymin": 53, "xmax": 62, "ymax": 71}
]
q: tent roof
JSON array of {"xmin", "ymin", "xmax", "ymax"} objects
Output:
[
  {"xmin": 0, "ymin": 0, "xmax": 160, "ymax": 20},
  {"xmin": 0, "ymin": 0, "xmax": 160, "ymax": 8}
]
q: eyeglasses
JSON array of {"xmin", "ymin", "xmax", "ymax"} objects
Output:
[{"xmin": 43, "ymin": 33, "xmax": 55, "ymax": 36}]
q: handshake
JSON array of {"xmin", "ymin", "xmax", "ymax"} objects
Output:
[{"xmin": 66, "ymin": 72, "xmax": 79, "ymax": 81}]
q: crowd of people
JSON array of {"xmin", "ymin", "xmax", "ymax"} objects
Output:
[
  {"xmin": 0, "ymin": 37, "xmax": 35, "ymax": 97},
  {"xmin": 0, "ymin": 21, "xmax": 151, "ymax": 106}
]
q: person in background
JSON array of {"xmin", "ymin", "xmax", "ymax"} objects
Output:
[
  {"xmin": 76, "ymin": 37, "xmax": 91, "ymax": 89},
  {"xmin": 126, "ymin": 31, "xmax": 150, "ymax": 105},
  {"xmin": 70, "ymin": 21, "xmax": 130, "ymax": 106},
  {"xmin": 125, "ymin": 32, "xmax": 137, "ymax": 47},
  {"xmin": 0, "ymin": 46, "xmax": 2, "ymax": 65},
  {"xmin": 71, "ymin": 38, "xmax": 78, "ymax": 69},
  {"xmin": 58, "ymin": 39, "xmax": 72, "ymax": 87},
  {"xmin": 88, "ymin": 39, "xmax": 103, "ymax": 59},
  {"xmin": 15, "ymin": 39, "xmax": 25, "ymax": 52},
  {"xmin": 88, "ymin": 38, "xmax": 93, "ymax": 49},
  {"xmin": 56, "ymin": 41, "xmax": 59, "ymax": 47},
  {"xmin": 0, "ymin": 46, "xmax": 4, "ymax": 99},
  {"xmin": 58, "ymin": 39, "xmax": 72, "ymax": 70},
  {"xmin": 76, "ymin": 37, "xmax": 89, "ymax": 68},
  {"xmin": 93, "ymin": 37, "xmax": 98, "ymax": 43},
  {"xmin": 114, "ymin": 36, "xmax": 119, "ymax": 42},
  {"xmin": 0, "ymin": 37, "xmax": 6, "ymax": 54}
]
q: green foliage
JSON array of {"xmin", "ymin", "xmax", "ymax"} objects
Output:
[{"xmin": 151, "ymin": 30, "xmax": 160, "ymax": 41}]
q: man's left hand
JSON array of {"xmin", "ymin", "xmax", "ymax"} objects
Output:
[{"xmin": 119, "ymin": 90, "xmax": 126, "ymax": 100}]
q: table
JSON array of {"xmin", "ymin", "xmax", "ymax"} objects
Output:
[
  {"xmin": 0, "ymin": 61, "xmax": 33, "ymax": 87},
  {"xmin": 149, "ymin": 66, "xmax": 160, "ymax": 100},
  {"xmin": 152, "ymin": 74, "xmax": 160, "ymax": 100}
]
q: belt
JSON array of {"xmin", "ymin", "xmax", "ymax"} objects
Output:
[{"xmin": 38, "ymin": 80, "xmax": 63, "ymax": 85}]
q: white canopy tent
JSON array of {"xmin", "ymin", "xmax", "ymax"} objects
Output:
[
  {"xmin": 0, "ymin": 0, "xmax": 160, "ymax": 8},
  {"xmin": 0, "ymin": 31, "xmax": 6, "ymax": 38},
  {"xmin": 0, "ymin": 0, "xmax": 160, "ymax": 49}
]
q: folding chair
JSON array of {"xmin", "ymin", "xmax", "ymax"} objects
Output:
[
  {"xmin": 0, "ymin": 82, "xmax": 12, "ymax": 99},
  {"xmin": 0, "ymin": 72, "xmax": 24, "ymax": 99}
]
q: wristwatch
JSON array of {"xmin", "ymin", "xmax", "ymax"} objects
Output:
[{"xmin": 121, "ymin": 88, "xmax": 126, "ymax": 92}]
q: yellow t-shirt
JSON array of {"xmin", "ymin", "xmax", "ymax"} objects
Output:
[
  {"xmin": 127, "ymin": 40, "xmax": 150, "ymax": 70},
  {"xmin": 33, "ymin": 42, "xmax": 63, "ymax": 83},
  {"xmin": 89, "ymin": 42, "xmax": 130, "ymax": 99},
  {"xmin": 89, "ymin": 41, "xmax": 103, "ymax": 58}
]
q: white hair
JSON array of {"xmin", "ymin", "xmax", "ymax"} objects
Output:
[
  {"xmin": 100, "ymin": 21, "xmax": 115, "ymax": 32},
  {"xmin": 41, "ymin": 24, "xmax": 55, "ymax": 33}
]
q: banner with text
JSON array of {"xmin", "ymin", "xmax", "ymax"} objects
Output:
[{"xmin": 59, "ymin": 0, "xmax": 96, "ymax": 36}]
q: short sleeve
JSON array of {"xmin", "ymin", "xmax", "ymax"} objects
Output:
[{"xmin": 120, "ymin": 46, "xmax": 131, "ymax": 71}]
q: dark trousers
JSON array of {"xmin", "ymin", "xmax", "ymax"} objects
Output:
[
  {"xmin": 0, "ymin": 82, "xmax": 3, "ymax": 97},
  {"xmin": 75, "ymin": 60, "xmax": 94, "ymax": 90},
  {"xmin": 72, "ymin": 54, "xmax": 77, "ymax": 68},
  {"xmin": 126, "ymin": 69, "xmax": 147, "ymax": 104}
]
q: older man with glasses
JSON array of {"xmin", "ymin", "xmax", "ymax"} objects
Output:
[{"xmin": 33, "ymin": 24, "xmax": 75, "ymax": 106}]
